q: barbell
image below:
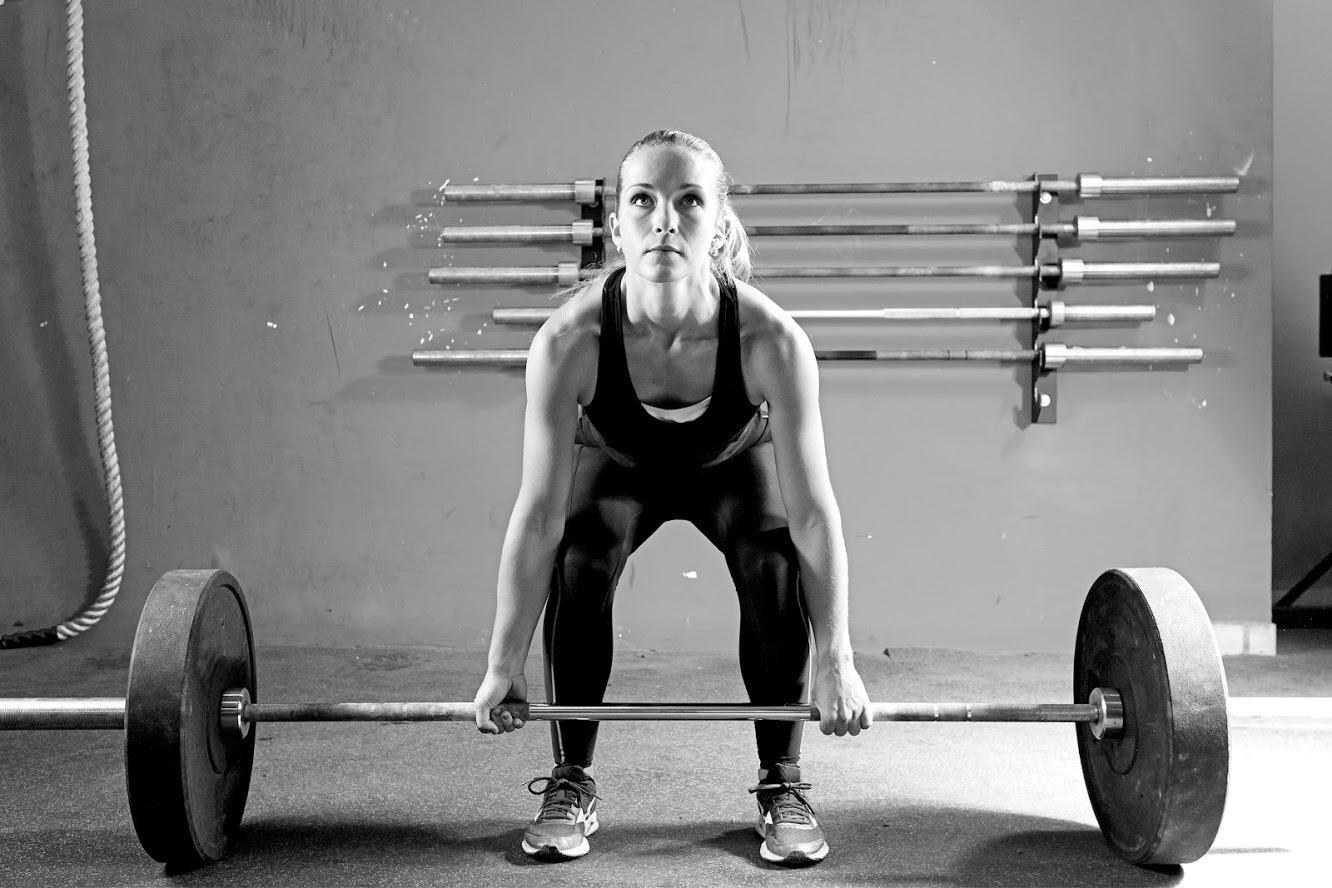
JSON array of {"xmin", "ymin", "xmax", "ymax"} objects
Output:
[
  {"xmin": 416, "ymin": 217, "xmax": 1236, "ymax": 246},
  {"xmin": 489, "ymin": 302, "xmax": 1158, "ymax": 328},
  {"xmin": 1, "ymin": 567, "xmax": 1328, "ymax": 869},
  {"xmin": 429, "ymin": 174, "xmax": 1241, "ymax": 204},
  {"xmin": 425, "ymin": 259, "xmax": 1221, "ymax": 287},
  {"xmin": 411, "ymin": 344, "xmax": 1205, "ymax": 369}
]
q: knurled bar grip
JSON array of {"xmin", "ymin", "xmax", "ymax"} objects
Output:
[
  {"xmin": 410, "ymin": 346, "xmax": 1205, "ymax": 368},
  {"xmin": 0, "ymin": 698, "xmax": 125, "ymax": 729},
  {"xmin": 490, "ymin": 305, "xmax": 1157, "ymax": 326},
  {"xmin": 427, "ymin": 261, "xmax": 1221, "ymax": 285},
  {"xmin": 428, "ymin": 218, "xmax": 1235, "ymax": 243},
  {"xmin": 435, "ymin": 175, "xmax": 1238, "ymax": 201}
]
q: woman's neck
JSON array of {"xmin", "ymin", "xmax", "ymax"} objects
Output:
[{"xmin": 622, "ymin": 268, "xmax": 720, "ymax": 339}]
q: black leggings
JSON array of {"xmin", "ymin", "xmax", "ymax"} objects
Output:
[{"xmin": 542, "ymin": 441, "xmax": 810, "ymax": 771}]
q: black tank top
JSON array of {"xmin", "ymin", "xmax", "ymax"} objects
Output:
[{"xmin": 581, "ymin": 267, "xmax": 762, "ymax": 469}]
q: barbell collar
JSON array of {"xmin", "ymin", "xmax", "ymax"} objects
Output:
[
  {"xmin": 1089, "ymin": 688, "xmax": 1126, "ymax": 740},
  {"xmin": 220, "ymin": 688, "xmax": 251, "ymax": 740},
  {"xmin": 572, "ymin": 178, "xmax": 600, "ymax": 205}
]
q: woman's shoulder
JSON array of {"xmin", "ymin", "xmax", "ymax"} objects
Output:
[
  {"xmin": 535, "ymin": 282, "xmax": 602, "ymax": 347},
  {"xmin": 734, "ymin": 278, "xmax": 807, "ymax": 351},
  {"xmin": 529, "ymin": 282, "xmax": 602, "ymax": 400}
]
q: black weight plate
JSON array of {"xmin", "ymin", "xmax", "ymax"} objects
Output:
[
  {"xmin": 1074, "ymin": 568, "xmax": 1228, "ymax": 864},
  {"xmin": 125, "ymin": 569, "xmax": 257, "ymax": 866}
]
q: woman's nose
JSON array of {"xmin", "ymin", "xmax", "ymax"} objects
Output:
[{"xmin": 653, "ymin": 206, "xmax": 677, "ymax": 233}]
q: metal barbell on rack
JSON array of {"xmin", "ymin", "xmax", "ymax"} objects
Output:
[
  {"xmin": 488, "ymin": 302, "xmax": 1157, "ymax": 328},
  {"xmin": 428, "ymin": 174, "xmax": 1240, "ymax": 204},
  {"xmin": 425, "ymin": 259, "xmax": 1221, "ymax": 287},
  {"xmin": 418, "ymin": 217, "xmax": 1235, "ymax": 246},
  {"xmin": 410, "ymin": 344, "xmax": 1204, "ymax": 369},
  {"xmin": 1, "ymin": 568, "xmax": 1330, "ymax": 869}
]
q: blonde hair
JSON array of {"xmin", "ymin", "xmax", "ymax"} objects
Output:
[{"xmin": 557, "ymin": 129, "xmax": 754, "ymax": 300}]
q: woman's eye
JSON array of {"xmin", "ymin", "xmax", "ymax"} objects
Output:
[
  {"xmin": 629, "ymin": 193, "xmax": 653, "ymax": 207},
  {"xmin": 682, "ymin": 194, "xmax": 703, "ymax": 207}
]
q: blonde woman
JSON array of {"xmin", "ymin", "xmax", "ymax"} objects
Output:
[{"xmin": 473, "ymin": 130, "xmax": 871, "ymax": 866}]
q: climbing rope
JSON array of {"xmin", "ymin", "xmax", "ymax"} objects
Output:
[{"xmin": 2, "ymin": 0, "xmax": 126, "ymax": 648}]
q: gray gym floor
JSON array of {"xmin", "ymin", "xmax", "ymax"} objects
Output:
[{"xmin": 1, "ymin": 632, "xmax": 1328, "ymax": 887}]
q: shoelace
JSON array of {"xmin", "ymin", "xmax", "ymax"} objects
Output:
[
  {"xmin": 526, "ymin": 776, "xmax": 602, "ymax": 822},
  {"xmin": 748, "ymin": 781, "xmax": 816, "ymax": 825}
]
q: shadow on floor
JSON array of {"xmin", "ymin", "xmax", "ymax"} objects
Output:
[{"xmin": 44, "ymin": 802, "xmax": 1190, "ymax": 887}]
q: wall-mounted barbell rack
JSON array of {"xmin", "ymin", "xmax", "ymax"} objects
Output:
[{"xmin": 410, "ymin": 173, "xmax": 1238, "ymax": 423}]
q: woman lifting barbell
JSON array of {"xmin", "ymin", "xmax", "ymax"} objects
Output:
[{"xmin": 471, "ymin": 129, "xmax": 872, "ymax": 866}]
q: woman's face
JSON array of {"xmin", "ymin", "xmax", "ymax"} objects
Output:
[{"xmin": 611, "ymin": 144, "xmax": 724, "ymax": 285}]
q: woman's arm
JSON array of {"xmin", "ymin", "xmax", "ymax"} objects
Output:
[
  {"xmin": 475, "ymin": 315, "xmax": 593, "ymax": 733},
  {"xmin": 751, "ymin": 313, "xmax": 872, "ymax": 737}
]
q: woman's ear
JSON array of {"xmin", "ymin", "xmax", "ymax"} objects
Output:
[{"xmin": 608, "ymin": 211, "xmax": 622, "ymax": 249}]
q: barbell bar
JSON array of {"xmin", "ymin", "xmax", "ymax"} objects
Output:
[
  {"xmin": 0, "ymin": 567, "xmax": 1329, "ymax": 870},
  {"xmin": 432, "ymin": 174, "xmax": 1240, "ymax": 203},
  {"xmin": 5, "ymin": 692, "xmax": 1326, "ymax": 736},
  {"xmin": 490, "ymin": 303, "xmax": 1158, "ymax": 327},
  {"xmin": 0, "ymin": 696, "xmax": 1112, "ymax": 732},
  {"xmin": 419, "ymin": 217, "xmax": 1235, "ymax": 246},
  {"xmin": 411, "ymin": 345, "xmax": 1205, "ymax": 369}
]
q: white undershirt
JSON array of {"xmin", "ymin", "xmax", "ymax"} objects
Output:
[{"xmin": 640, "ymin": 396, "xmax": 711, "ymax": 423}]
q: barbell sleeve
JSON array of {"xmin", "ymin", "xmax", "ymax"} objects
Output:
[
  {"xmin": 1059, "ymin": 260, "xmax": 1221, "ymax": 284},
  {"xmin": 430, "ymin": 221, "xmax": 600, "ymax": 245},
  {"xmin": 427, "ymin": 262, "xmax": 588, "ymax": 285},
  {"xmin": 1073, "ymin": 174, "xmax": 1240, "ymax": 197},
  {"xmin": 1069, "ymin": 217, "xmax": 1236, "ymax": 240},
  {"xmin": 437, "ymin": 179, "xmax": 603, "ymax": 204},
  {"xmin": 1040, "ymin": 345, "xmax": 1203, "ymax": 368}
]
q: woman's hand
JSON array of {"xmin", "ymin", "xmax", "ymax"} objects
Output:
[
  {"xmin": 473, "ymin": 670, "xmax": 529, "ymax": 734},
  {"xmin": 811, "ymin": 655, "xmax": 873, "ymax": 736}
]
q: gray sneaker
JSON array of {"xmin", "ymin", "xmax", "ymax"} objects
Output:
[
  {"xmin": 749, "ymin": 764, "xmax": 828, "ymax": 866},
  {"xmin": 521, "ymin": 764, "xmax": 600, "ymax": 861}
]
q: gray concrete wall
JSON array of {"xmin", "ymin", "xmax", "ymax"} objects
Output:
[
  {"xmin": 1, "ymin": 0, "xmax": 1272, "ymax": 654},
  {"xmin": 1273, "ymin": 0, "xmax": 1332, "ymax": 606}
]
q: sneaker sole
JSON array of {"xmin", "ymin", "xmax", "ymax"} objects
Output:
[
  {"xmin": 521, "ymin": 814, "xmax": 599, "ymax": 861},
  {"xmin": 754, "ymin": 822, "xmax": 828, "ymax": 865}
]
